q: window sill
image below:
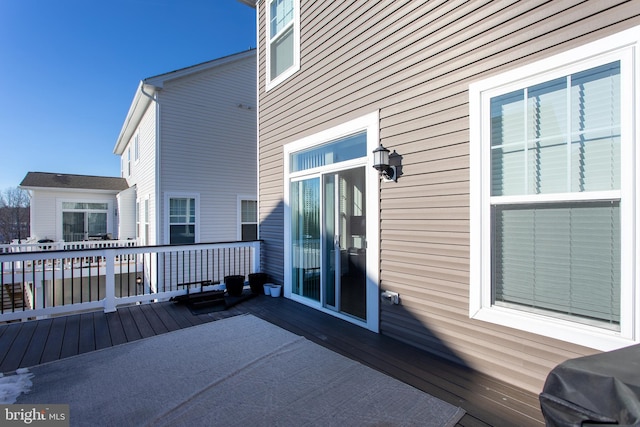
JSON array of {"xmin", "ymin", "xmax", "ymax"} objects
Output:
[{"xmin": 471, "ymin": 306, "xmax": 635, "ymax": 352}]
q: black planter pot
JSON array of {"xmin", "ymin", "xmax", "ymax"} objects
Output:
[
  {"xmin": 248, "ymin": 273, "xmax": 269, "ymax": 295},
  {"xmin": 224, "ymin": 275, "xmax": 245, "ymax": 297}
]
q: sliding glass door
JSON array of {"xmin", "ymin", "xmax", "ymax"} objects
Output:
[{"xmin": 291, "ymin": 167, "xmax": 367, "ymax": 320}]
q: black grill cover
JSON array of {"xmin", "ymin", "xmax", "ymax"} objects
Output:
[{"xmin": 539, "ymin": 344, "xmax": 640, "ymax": 426}]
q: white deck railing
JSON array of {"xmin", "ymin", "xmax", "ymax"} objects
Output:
[
  {"xmin": 0, "ymin": 241, "xmax": 261, "ymax": 323},
  {"xmin": 0, "ymin": 239, "xmax": 138, "ymax": 254}
]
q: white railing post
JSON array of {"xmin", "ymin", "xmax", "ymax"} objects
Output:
[
  {"xmin": 104, "ymin": 248, "xmax": 117, "ymax": 313},
  {"xmin": 251, "ymin": 241, "xmax": 261, "ymax": 273}
]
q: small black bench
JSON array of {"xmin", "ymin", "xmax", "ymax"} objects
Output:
[{"xmin": 171, "ymin": 280, "xmax": 224, "ymax": 306}]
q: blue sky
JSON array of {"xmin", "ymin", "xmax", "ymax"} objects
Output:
[{"xmin": 0, "ymin": 0, "xmax": 256, "ymax": 191}]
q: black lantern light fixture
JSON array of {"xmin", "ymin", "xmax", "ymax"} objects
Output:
[
  {"xmin": 136, "ymin": 276, "xmax": 143, "ymax": 286},
  {"xmin": 372, "ymin": 143, "xmax": 396, "ymax": 182}
]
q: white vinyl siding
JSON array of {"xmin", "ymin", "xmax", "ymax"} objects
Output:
[
  {"xmin": 26, "ymin": 190, "xmax": 118, "ymax": 242},
  {"xmin": 127, "ymin": 103, "xmax": 157, "ymax": 245},
  {"xmin": 469, "ymin": 28, "xmax": 638, "ymax": 351},
  {"xmin": 159, "ymin": 53, "xmax": 256, "ymax": 244}
]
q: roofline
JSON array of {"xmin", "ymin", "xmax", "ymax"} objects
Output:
[
  {"xmin": 19, "ymin": 185, "xmax": 124, "ymax": 195},
  {"xmin": 144, "ymin": 49, "xmax": 255, "ymax": 87},
  {"xmin": 237, "ymin": 0, "xmax": 256, "ymax": 7},
  {"xmin": 113, "ymin": 49, "xmax": 256, "ymax": 155}
]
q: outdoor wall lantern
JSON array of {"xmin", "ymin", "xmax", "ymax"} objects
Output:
[
  {"xmin": 372, "ymin": 143, "xmax": 397, "ymax": 182},
  {"xmin": 136, "ymin": 276, "xmax": 143, "ymax": 287}
]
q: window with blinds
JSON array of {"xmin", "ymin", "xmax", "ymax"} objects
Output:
[
  {"xmin": 240, "ymin": 200, "xmax": 258, "ymax": 241},
  {"xmin": 489, "ymin": 61, "xmax": 622, "ymax": 329},
  {"xmin": 266, "ymin": 0, "xmax": 299, "ymax": 89},
  {"xmin": 469, "ymin": 27, "xmax": 639, "ymax": 349},
  {"xmin": 169, "ymin": 198, "xmax": 195, "ymax": 244}
]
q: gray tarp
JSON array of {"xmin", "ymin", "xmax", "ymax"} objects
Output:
[{"xmin": 539, "ymin": 344, "xmax": 640, "ymax": 427}]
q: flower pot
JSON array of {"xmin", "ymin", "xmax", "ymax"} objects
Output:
[
  {"xmin": 270, "ymin": 284, "xmax": 282, "ymax": 298},
  {"xmin": 263, "ymin": 283, "xmax": 273, "ymax": 295},
  {"xmin": 224, "ymin": 275, "xmax": 245, "ymax": 297},
  {"xmin": 248, "ymin": 273, "xmax": 269, "ymax": 295}
]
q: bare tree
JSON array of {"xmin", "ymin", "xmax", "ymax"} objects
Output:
[{"xmin": 0, "ymin": 187, "xmax": 30, "ymax": 243}]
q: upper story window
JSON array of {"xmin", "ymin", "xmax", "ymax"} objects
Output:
[
  {"xmin": 134, "ymin": 133, "xmax": 139, "ymax": 162},
  {"xmin": 266, "ymin": 0, "xmax": 300, "ymax": 90},
  {"xmin": 469, "ymin": 27, "xmax": 638, "ymax": 351},
  {"xmin": 127, "ymin": 147, "xmax": 131, "ymax": 176}
]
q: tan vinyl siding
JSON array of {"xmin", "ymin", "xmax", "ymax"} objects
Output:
[{"xmin": 258, "ymin": 0, "xmax": 640, "ymax": 392}]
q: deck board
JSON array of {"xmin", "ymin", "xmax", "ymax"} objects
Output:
[
  {"xmin": 78, "ymin": 313, "xmax": 96, "ymax": 354},
  {"xmin": 0, "ymin": 296, "xmax": 545, "ymax": 426},
  {"xmin": 129, "ymin": 305, "xmax": 156, "ymax": 338},
  {"xmin": 93, "ymin": 311, "xmax": 112, "ymax": 350},
  {"xmin": 59, "ymin": 314, "xmax": 80, "ymax": 359},
  {"xmin": 117, "ymin": 307, "xmax": 142, "ymax": 342},
  {"xmin": 20, "ymin": 319, "xmax": 52, "ymax": 368},
  {"xmin": 139, "ymin": 304, "xmax": 169, "ymax": 335},
  {"xmin": 0, "ymin": 323, "xmax": 21, "ymax": 366},
  {"xmin": 105, "ymin": 311, "xmax": 127, "ymax": 346},
  {"xmin": 40, "ymin": 317, "xmax": 66, "ymax": 364},
  {"xmin": 149, "ymin": 302, "xmax": 182, "ymax": 332}
]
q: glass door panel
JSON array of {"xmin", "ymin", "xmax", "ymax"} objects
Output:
[
  {"xmin": 335, "ymin": 167, "xmax": 367, "ymax": 320},
  {"xmin": 291, "ymin": 167, "xmax": 367, "ymax": 320},
  {"xmin": 323, "ymin": 174, "xmax": 336, "ymax": 308},
  {"xmin": 291, "ymin": 177, "xmax": 321, "ymax": 301},
  {"xmin": 88, "ymin": 212, "xmax": 107, "ymax": 236},
  {"xmin": 63, "ymin": 212, "xmax": 85, "ymax": 242}
]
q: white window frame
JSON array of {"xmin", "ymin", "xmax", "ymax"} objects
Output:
[
  {"xmin": 237, "ymin": 196, "xmax": 258, "ymax": 241},
  {"xmin": 469, "ymin": 27, "xmax": 640, "ymax": 351},
  {"xmin": 283, "ymin": 111, "xmax": 381, "ymax": 333},
  {"xmin": 164, "ymin": 193, "xmax": 199, "ymax": 245},
  {"xmin": 265, "ymin": 0, "xmax": 300, "ymax": 91}
]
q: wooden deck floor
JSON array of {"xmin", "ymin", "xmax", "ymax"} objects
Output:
[{"xmin": 0, "ymin": 295, "xmax": 545, "ymax": 426}]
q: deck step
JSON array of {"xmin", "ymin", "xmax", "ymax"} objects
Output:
[{"xmin": 2, "ymin": 283, "xmax": 29, "ymax": 312}]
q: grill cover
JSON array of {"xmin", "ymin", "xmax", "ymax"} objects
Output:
[{"xmin": 539, "ymin": 344, "xmax": 640, "ymax": 426}]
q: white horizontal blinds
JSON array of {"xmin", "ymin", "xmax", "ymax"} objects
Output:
[
  {"xmin": 494, "ymin": 203, "xmax": 621, "ymax": 328},
  {"xmin": 270, "ymin": 0, "xmax": 294, "ymax": 78},
  {"xmin": 570, "ymin": 63, "xmax": 621, "ymax": 192},
  {"xmin": 290, "ymin": 132, "xmax": 367, "ymax": 173},
  {"xmin": 241, "ymin": 200, "xmax": 257, "ymax": 223},
  {"xmin": 491, "ymin": 62, "xmax": 621, "ymax": 196},
  {"xmin": 490, "ymin": 61, "xmax": 621, "ymax": 328},
  {"xmin": 490, "ymin": 91, "xmax": 525, "ymax": 196}
]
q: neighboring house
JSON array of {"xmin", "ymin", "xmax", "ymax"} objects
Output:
[
  {"xmin": 251, "ymin": 1, "xmax": 640, "ymax": 394},
  {"xmin": 19, "ymin": 172, "xmax": 128, "ymax": 242},
  {"xmin": 113, "ymin": 49, "xmax": 257, "ymax": 245}
]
